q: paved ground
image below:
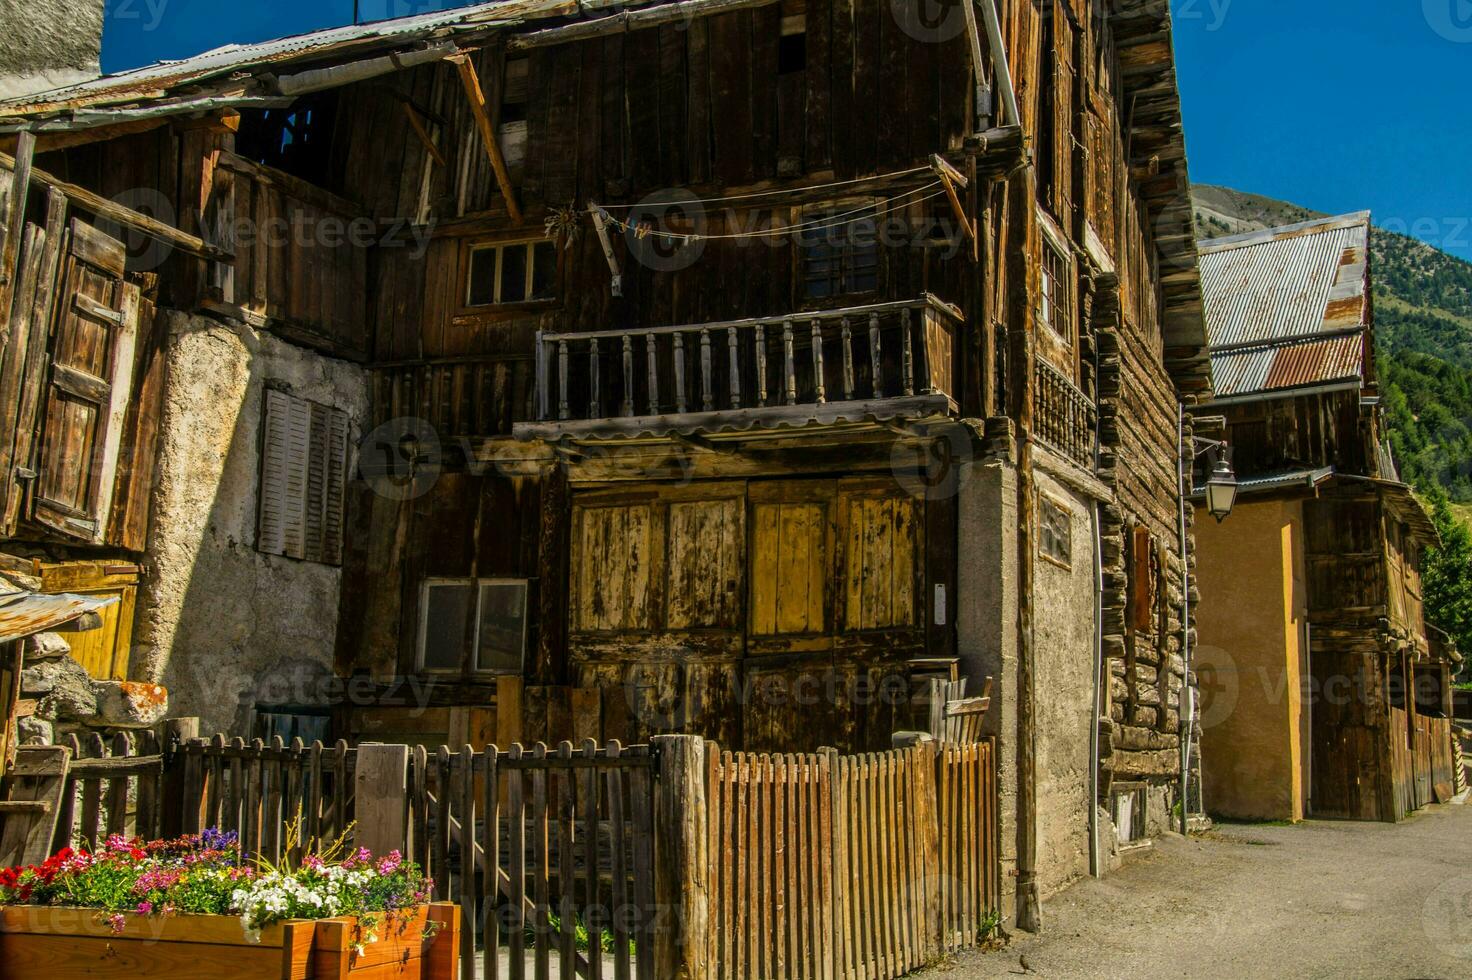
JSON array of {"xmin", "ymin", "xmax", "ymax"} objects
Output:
[{"xmin": 933, "ymin": 801, "xmax": 1472, "ymax": 980}]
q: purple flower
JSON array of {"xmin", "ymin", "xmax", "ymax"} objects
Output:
[
  {"xmin": 108, "ymin": 913, "xmax": 126, "ymax": 934},
  {"xmin": 136, "ymin": 901, "xmax": 154, "ymax": 916}
]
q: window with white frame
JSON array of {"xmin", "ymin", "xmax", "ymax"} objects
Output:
[
  {"xmin": 1040, "ymin": 235, "xmax": 1075, "ymax": 346},
  {"xmin": 466, "ymin": 238, "xmax": 557, "ymax": 307},
  {"xmin": 417, "ymin": 578, "xmax": 529, "ymax": 675}
]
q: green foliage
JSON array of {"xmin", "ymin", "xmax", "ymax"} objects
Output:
[{"xmin": 1424, "ymin": 486, "xmax": 1472, "ymax": 669}]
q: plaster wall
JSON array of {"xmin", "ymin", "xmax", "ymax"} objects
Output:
[
  {"xmin": 133, "ymin": 312, "xmax": 368, "ymax": 735},
  {"xmin": 1030, "ymin": 472, "xmax": 1098, "ymax": 898},
  {"xmin": 0, "ymin": 0, "xmax": 103, "ymax": 99},
  {"xmin": 1194, "ymin": 497, "xmax": 1307, "ymax": 821},
  {"xmin": 956, "ymin": 458, "xmax": 1018, "ymax": 922}
]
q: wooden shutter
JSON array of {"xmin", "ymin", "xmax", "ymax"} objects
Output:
[
  {"xmin": 30, "ymin": 219, "xmax": 138, "ymax": 542},
  {"xmin": 258, "ymin": 388, "xmax": 349, "ymax": 565},
  {"xmin": 1051, "ymin": 0, "xmax": 1076, "ymax": 228},
  {"xmin": 1127, "ymin": 524, "xmax": 1157, "ymax": 634}
]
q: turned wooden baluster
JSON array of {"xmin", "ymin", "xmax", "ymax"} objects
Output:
[
  {"xmin": 755, "ymin": 323, "xmax": 768, "ymax": 407},
  {"xmin": 588, "ymin": 338, "xmax": 600, "ymax": 418},
  {"xmin": 557, "ymin": 340, "xmax": 570, "ymax": 420},
  {"xmin": 783, "ymin": 319, "xmax": 797, "ymax": 405},
  {"xmin": 646, "ymin": 333, "xmax": 659, "ymax": 415},
  {"xmin": 674, "ymin": 331, "xmax": 688, "ymax": 413},
  {"xmin": 621, "ymin": 334, "xmax": 634, "ymax": 417},
  {"xmin": 901, "ymin": 307, "xmax": 915, "ymax": 396},
  {"xmin": 535, "ymin": 334, "xmax": 549, "ymax": 420},
  {"xmin": 840, "ymin": 317, "xmax": 855, "ymax": 400},
  {"xmin": 728, "ymin": 327, "xmax": 741, "ymax": 409},
  {"xmin": 811, "ymin": 318, "xmax": 826, "ymax": 404},
  {"xmin": 700, "ymin": 327, "xmax": 714, "ymax": 411},
  {"xmin": 869, "ymin": 312, "xmax": 883, "ymax": 398}
]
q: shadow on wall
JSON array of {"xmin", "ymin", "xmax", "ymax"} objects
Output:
[{"xmin": 130, "ymin": 311, "xmax": 367, "ymax": 736}]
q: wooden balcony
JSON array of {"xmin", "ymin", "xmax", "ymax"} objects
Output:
[
  {"xmin": 514, "ymin": 296, "xmax": 961, "ymax": 444},
  {"xmin": 1032, "ymin": 358, "xmax": 1097, "ymax": 471}
]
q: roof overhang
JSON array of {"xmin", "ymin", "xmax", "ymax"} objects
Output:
[
  {"xmin": 0, "ymin": 589, "xmax": 118, "ymax": 644},
  {"xmin": 1109, "ymin": 0, "xmax": 1211, "ymax": 402}
]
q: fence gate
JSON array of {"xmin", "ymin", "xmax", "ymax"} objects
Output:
[{"xmin": 403, "ymin": 739, "xmax": 659, "ymax": 980}]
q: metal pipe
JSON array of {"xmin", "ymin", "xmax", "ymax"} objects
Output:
[
  {"xmin": 1177, "ymin": 403, "xmax": 1193, "ymax": 835},
  {"xmin": 978, "ymin": 0, "xmax": 1022, "ymax": 128},
  {"xmin": 1089, "ymin": 496, "xmax": 1104, "ymax": 876}
]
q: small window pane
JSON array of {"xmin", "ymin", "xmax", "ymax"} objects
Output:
[
  {"xmin": 477, "ymin": 581, "xmax": 529, "ymax": 673},
  {"xmin": 468, "ymin": 247, "xmax": 497, "ymax": 306},
  {"xmin": 422, "ymin": 583, "xmax": 474, "ymax": 671},
  {"xmin": 499, "ymin": 244, "xmax": 528, "ymax": 303},
  {"xmin": 530, "ymin": 241, "xmax": 557, "ymax": 300}
]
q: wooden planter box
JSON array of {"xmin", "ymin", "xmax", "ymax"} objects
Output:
[{"xmin": 0, "ymin": 900, "xmax": 460, "ymax": 979}]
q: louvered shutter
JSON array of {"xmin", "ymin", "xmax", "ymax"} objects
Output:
[
  {"xmin": 30, "ymin": 219, "xmax": 138, "ymax": 542},
  {"xmin": 1052, "ymin": 0, "xmax": 1076, "ymax": 228},
  {"xmin": 258, "ymin": 389, "xmax": 348, "ymax": 565}
]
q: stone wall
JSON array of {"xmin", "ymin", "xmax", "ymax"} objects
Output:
[
  {"xmin": 132, "ymin": 312, "xmax": 368, "ymax": 735},
  {"xmin": 1030, "ymin": 468, "xmax": 1098, "ymax": 897},
  {"xmin": 0, "ymin": 0, "xmax": 103, "ymax": 99}
]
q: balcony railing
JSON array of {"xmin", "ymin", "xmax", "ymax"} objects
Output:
[
  {"xmin": 1033, "ymin": 358, "xmax": 1097, "ymax": 470},
  {"xmin": 521, "ymin": 295, "xmax": 961, "ymax": 438}
]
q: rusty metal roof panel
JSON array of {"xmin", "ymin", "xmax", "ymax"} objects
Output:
[
  {"xmin": 1199, "ymin": 212, "xmax": 1371, "ymax": 400},
  {"xmin": 0, "ymin": 0, "xmax": 577, "ymax": 118},
  {"xmin": 1209, "ymin": 333, "xmax": 1364, "ymax": 399},
  {"xmin": 1198, "ymin": 212, "xmax": 1370, "ymax": 349},
  {"xmin": 0, "ymin": 589, "xmax": 119, "ymax": 644}
]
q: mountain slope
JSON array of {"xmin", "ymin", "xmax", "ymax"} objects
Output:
[{"xmin": 1192, "ymin": 185, "xmax": 1472, "ymax": 501}]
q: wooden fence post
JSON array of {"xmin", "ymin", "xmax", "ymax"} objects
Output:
[
  {"xmin": 354, "ymin": 742, "xmax": 409, "ymax": 857},
  {"xmin": 652, "ymin": 734, "xmax": 709, "ymax": 980},
  {"xmin": 158, "ymin": 717, "xmax": 199, "ymax": 837}
]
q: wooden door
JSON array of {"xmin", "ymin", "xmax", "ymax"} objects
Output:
[
  {"xmin": 744, "ymin": 480, "xmax": 839, "ymax": 751},
  {"xmin": 1309, "ymin": 649, "xmax": 1391, "ymax": 821},
  {"xmin": 30, "ymin": 220, "xmax": 138, "ymax": 542},
  {"xmin": 37, "ymin": 562, "xmax": 139, "ymax": 680},
  {"xmin": 744, "ymin": 478, "xmax": 924, "ymax": 752}
]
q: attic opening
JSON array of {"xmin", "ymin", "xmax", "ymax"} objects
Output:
[
  {"xmin": 779, "ymin": 12, "xmax": 807, "ymax": 75},
  {"xmin": 235, "ymin": 91, "xmax": 340, "ymax": 185}
]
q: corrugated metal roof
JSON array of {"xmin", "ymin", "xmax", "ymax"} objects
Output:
[
  {"xmin": 0, "ymin": 588, "xmax": 119, "ymax": 644},
  {"xmin": 0, "ymin": 0, "xmax": 577, "ymax": 119},
  {"xmin": 1199, "ymin": 212, "xmax": 1372, "ymax": 399}
]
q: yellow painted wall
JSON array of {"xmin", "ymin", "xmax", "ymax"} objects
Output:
[{"xmin": 1194, "ymin": 498, "xmax": 1308, "ymax": 821}]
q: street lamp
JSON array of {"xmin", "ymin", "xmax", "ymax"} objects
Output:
[{"xmin": 1199, "ymin": 441, "xmax": 1238, "ymax": 522}]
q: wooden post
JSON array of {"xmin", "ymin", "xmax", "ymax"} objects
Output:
[
  {"xmin": 652, "ymin": 734, "xmax": 708, "ymax": 980},
  {"xmin": 355, "ymin": 742, "xmax": 410, "ymax": 857},
  {"xmin": 158, "ymin": 717, "xmax": 199, "ymax": 837},
  {"xmin": 0, "ymin": 130, "xmax": 35, "ymax": 344}
]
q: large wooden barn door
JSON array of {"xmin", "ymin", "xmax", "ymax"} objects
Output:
[{"xmin": 569, "ymin": 477, "xmax": 925, "ymax": 753}]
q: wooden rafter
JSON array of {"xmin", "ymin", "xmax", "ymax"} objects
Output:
[
  {"xmin": 447, "ymin": 53, "xmax": 523, "ymax": 226},
  {"xmin": 930, "ymin": 154, "xmax": 977, "ymax": 262}
]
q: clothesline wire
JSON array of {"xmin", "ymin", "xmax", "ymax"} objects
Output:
[
  {"xmin": 589, "ymin": 165, "xmax": 931, "ymax": 210},
  {"xmin": 598, "ymin": 183, "xmax": 948, "ymax": 243}
]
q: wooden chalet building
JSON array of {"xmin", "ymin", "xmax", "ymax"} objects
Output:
[
  {"xmin": 0, "ymin": 0, "xmax": 1211, "ymax": 919},
  {"xmin": 1193, "ymin": 213, "xmax": 1459, "ymax": 823}
]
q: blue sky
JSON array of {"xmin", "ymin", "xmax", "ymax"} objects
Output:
[{"xmin": 102, "ymin": 1, "xmax": 1472, "ymax": 260}]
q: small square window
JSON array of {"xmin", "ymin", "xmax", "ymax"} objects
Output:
[
  {"xmin": 466, "ymin": 240, "xmax": 557, "ymax": 307},
  {"xmin": 1039, "ymin": 494, "xmax": 1072, "ymax": 568},
  {"xmin": 418, "ymin": 577, "xmax": 529, "ymax": 675}
]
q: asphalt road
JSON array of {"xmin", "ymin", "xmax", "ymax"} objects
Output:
[{"xmin": 934, "ymin": 801, "xmax": 1472, "ymax": 980}]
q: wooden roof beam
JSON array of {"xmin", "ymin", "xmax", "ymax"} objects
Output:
[{"xmin": 447, "ymin": 53, "xmax": 523, "ymax": 226}]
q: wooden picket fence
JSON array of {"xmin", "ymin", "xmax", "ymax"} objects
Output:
[
  {"xmin": 177, "ymin": 734, "xmax": 358, "ymax": 863},
  {"xmin": 50, "ymin": 729, "xmax": 166, "ymax": 850},
  {"xmin": 12, "ymin": 729, "xmax": 998, "ymax": 980},
  {"xmin": 705, "ymin": 738, "xmax": 998, "ymax": 980}
]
